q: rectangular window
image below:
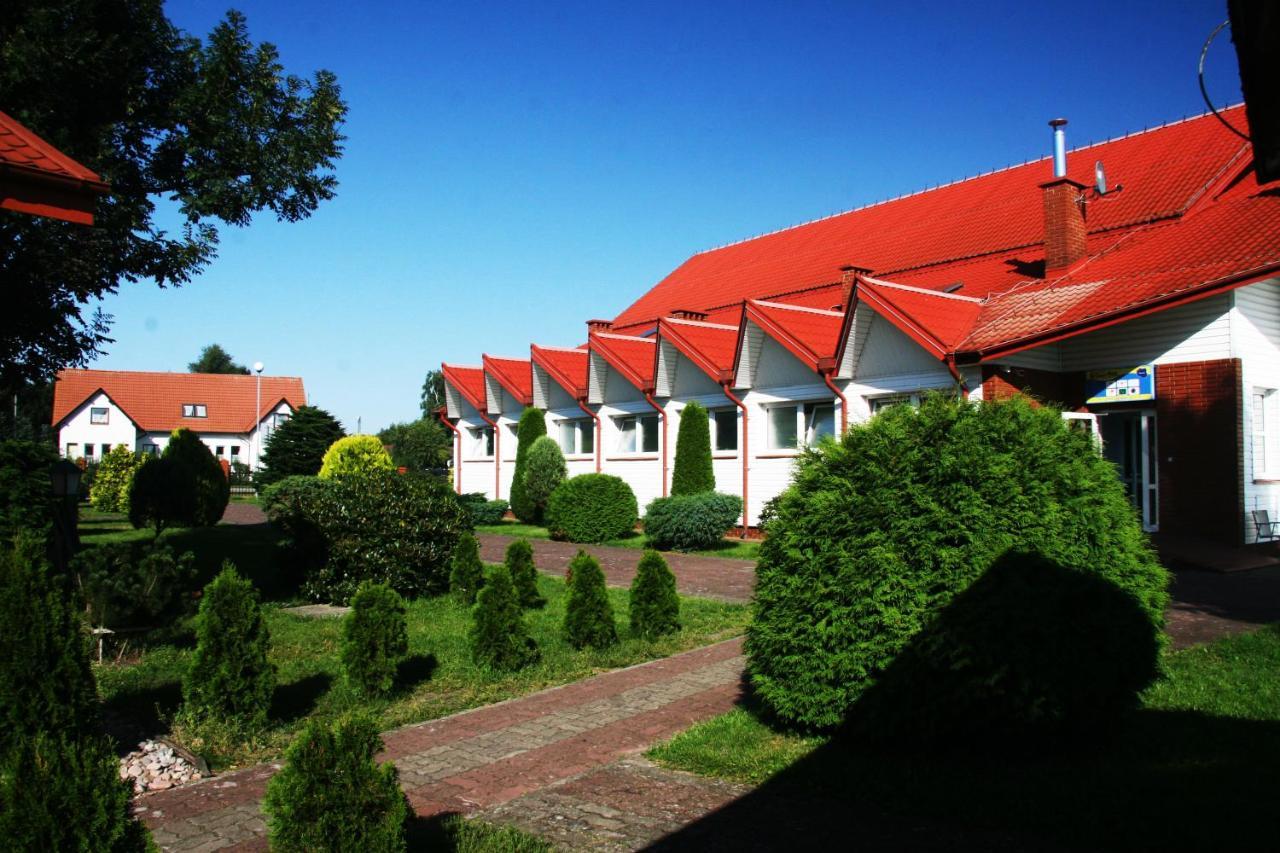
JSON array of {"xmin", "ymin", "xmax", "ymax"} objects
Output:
[
  {"xmin": 101, "ymin": 444, "xmax": 111, "ymax": 455},
  {"xmin": 559, "ymin": 418, "xmax": 594, "ymax": 455},
  {"xmin": 230, "ymin": 446, "xmax": 241, "ymax": 458},
  {"xmin": 90, "ymin": 407, "xmax": 109, "ymax": 425},
  {"xmin": 869, "ymin": 394, "xmax": 913, "ymax": 414},
  {"xmin": 615, "ymin": 415, "xmax": 660, "ymax": 454},
  {"xmin": 65, "ymin": 443, "xmax": 79, "ymax": 459},
  {"xmin": 713, "ymin": 409, "xmax": 738, "ymax": 452},
  {"xmin": 84, "ymin": 443, "xmax": 95, "ymax": 460},
  {"xmin": 142, "ymin": 444, "xmax": 159, "ymax": 457},
  {"xmin": 182, "ymin": 403, "xmax": 208, "ymax": 418},
  {"xmin": 768, "ymin": 405, "xmax": 799, "ymax": 450},
  {"xmin": 215, "ymin": 446, "xmax": 225, "ymax": 456},
  {"xmin": 471, "ymin": 426, "xmax": 494, "ymax": 457},
  {"xmin": 804, "ymin": 402, "xmax": 835, "ymax": 444},
  {"xmin": 767, "ymin": 401, "xmax": 836, "ymax": 450},
  {"xmin": 1253, "ymin": 388, "xmax": 1276, "ymax": 477}
]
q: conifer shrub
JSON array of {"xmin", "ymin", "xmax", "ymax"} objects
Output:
[
  {"xmin": 449, "ymin": 533, "xmax": 485, "ymax": 604},
  {"xmin": 318, "ymin": 434, "xmax": 394, "ymax": 480},
  {"xmin": 563, "ymin": 551, "xmax": 618, "ymax": 649},
  {"xmin": 545, "ymin": 474, "xmax": 638, "ymax": 543},
  {"xmin": 341, "ymin": 582, "xmax": 409, "ymax": 697},
  {"xmin": 164, "ymin": 427, "xmax": 231, "ymax": 526},
  {"xmin": 629, "ymin": 550, "xmax": 680, "ymax": 638},
  {"xmin": 508, "ymin": 407, "xmax": 547, "ymax": 522},
  {"xmin": 522, "ymin": 435, "xmax": 566, "ymax": 520},
  {"xmin": 256, "ymin": 405, "xmax": 345, "ymax": 489},
  {"xmin": 746, "ymin": 395, "xmax": 1170, "ymax": 733},
  {"xmin": 182, "ymin": 564, "xmax": 275, "ymax": 736},
  {"xmin": 459, "ymin": 492, "xmax": 509, "ymax": 525},
  {"xmin": 74, "ymin": 541, "xmax": 196, "ymax": 629},
  {"xmin": 505, "ymin": 538, "xmax": 545, "ymax": 608},
  {"xmin": 469, "ymin": 565, "xmax": 540, "ymax": 671},
  {"xmin": 0, "ymin": 439, "xmax": 61, "ymax": 544},
  {"xmin": 643, "ymin": 492, "xmax": 742, "ymax": 551},
  {"xmin": 88, "ymin": 444, "xmax": 145, "ymax": 513},
  {"xmin": 671, "ymin": 401, "xmax": 715, "ymax": 495},
  {"xmin": 263, "ymin": 714, "xmax": 408, "ymax": 853}
]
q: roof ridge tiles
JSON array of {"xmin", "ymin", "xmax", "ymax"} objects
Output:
[
  {"xmin": 593, "ymin": 332, "xmax": 656, "ymax": 343},
  {"xmin": 531, "ymin": 344, "xmax": 589, "ymax": 353},
  {"xmin": 662, "ymin": 317, "xmax": 740, "ymax": 331},
  {"xmin": 861, "ymin": 276, "xmax": 985, "ymax": 303},
  {"xmin": 750, "ymin": 299, "xmax": 844, "ymax": 316}
]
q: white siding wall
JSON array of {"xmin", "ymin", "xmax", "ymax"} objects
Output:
[
  {"xmin": 452, "ymin": 396, "xmax": 495, "ymax": 499},
  {"xmin": 249, "ymin": 401, "xmax": 295, "ymax": 470},
  {"xmin": 740, "ymin": 382, "xmax": 834, "ymax": 525},
  {"xmin": 495, "ymin": 387, "xmax": 524, "ymax": 502},
  {"xmin": 854, "ymin": 313, "xmax": 948, "ymax": 379},
  {"xmin": 58, "ymin": 393, "xmax": 136, "ymax": 460},
  {"xmin": 1234, "ymin": 280, "xmax": 1280, "ymax": 542}
]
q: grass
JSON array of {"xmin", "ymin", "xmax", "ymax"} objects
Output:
[
  {"xmin": 412, "ymin": 815, "xmax": 551, "ymax": 852},
  {"xmin": 475, "ymin": 519, "xmax": 761, "ymax": 561},
  {"xmin": 647, "ymin": 623, "xmax": 1280, "ymax": 849}
]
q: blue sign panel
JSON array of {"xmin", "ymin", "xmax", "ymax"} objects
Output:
[{"xmin": 1085, "ymin": 364, "xmax": 1155, "ymax": 404}]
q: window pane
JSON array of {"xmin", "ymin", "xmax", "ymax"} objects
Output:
[
  {"xmin": 617, "ymin": 417, "xmax": 636, "ymax": 453},
  {"xmin": 806, "ymin": 403, "xmax": 835, "ymax": 443},
  {"xmin": 769, "ymin": 406, "xmax": 798, "ymax": 449},
  {"xmin": 90, "ymin": 407, "xmax": 108, "ymax": 424},
  {"xmin": 641, "ymin": 416, "xmax": 659, "ymax": 453},
  {"xmin": 485, "ymin": 428, "xmax": 495, "ymax": 456},
  {"xmin": 560, "ymin": 421, "xmax": 576, "ymax": 453},
  {"xmin": 580, "ymin": 421, "xmax": 594, "ymax": 454},
  {"xmin": 714, "ymin": 410, "xmax": 738, "ymax": 451},
  {"xmin": 85, "ymin": 444, "xmax": 95, "ymax": 459}
]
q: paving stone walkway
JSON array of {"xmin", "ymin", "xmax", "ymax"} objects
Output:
[{"xmin": 136, "ymin": 638, "xmax": 745, "ymax": 851}]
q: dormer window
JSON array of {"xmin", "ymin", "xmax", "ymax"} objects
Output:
[{"xmin": 183, "ymin": 403, "xmax": 208, "ymax": 418}]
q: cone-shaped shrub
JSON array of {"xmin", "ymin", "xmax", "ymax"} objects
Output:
[
  {"xmin": 469, "ymin": 566, "xmax": 540, "ymax": 671},
  {"xmin": 506, "ymin": 538, "xmax": 545, "ymax": 608},
  {"xmin": 671, "ymin": 401, "xmax": 714, "ymax": 495},
  {"xmin": 341, "ymin": 583, "xmax": 409, "ymax": 697},
  {"xmin": 183, "ymin": 564, "xmax": 275, "ymax": 735},
  {"xmin": 563, "ymin": 551, "xmax": 618, "ymax": 649},
  {"xmin": 263, "ymin": 714, "xmax": 408, "ymax": 852},
  {"xmin": 522, "ymin": 436, "xmax": 567, "ymax": 521},
  {"xmin": 164, "ymin": 427, "xmax": 231, "ymax": 526},
  {"xmin": 630, "ymin": 550, "xmax": 680, "ymax": 639},
  {"xmin": 318, "ymin": 434, "xmax": 394, "ymax": 480},
  {"xmin": 509, "ymin": 407, "xmax": 548, "ymax": 522},
  {"xmin": 449, "ymin": 533, "xmax": 485, "ymax": 604}
]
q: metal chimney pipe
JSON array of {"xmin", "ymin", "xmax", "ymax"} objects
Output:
[{"xmin": 1049, "ymin": 118, "xmax": 1068, "ymax": 178}]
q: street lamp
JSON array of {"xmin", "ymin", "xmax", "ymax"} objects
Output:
[{"xmin": 252, "ymin": 361, "xmax": 264, "ymax": 471}]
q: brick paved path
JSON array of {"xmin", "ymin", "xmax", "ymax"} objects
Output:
[{"xmin": 137, "ymin": 638, "xmax": 744, "ymax": 851}]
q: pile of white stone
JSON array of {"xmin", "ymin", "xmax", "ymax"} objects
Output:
[{"xmin": 118, "ymin": 739, "xmax": 204, "ymax": 794}]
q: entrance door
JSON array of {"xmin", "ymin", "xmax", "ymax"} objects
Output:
[{"xmin": 1098, "ymin": 410, "xmax": 1158, "ymax": 532}]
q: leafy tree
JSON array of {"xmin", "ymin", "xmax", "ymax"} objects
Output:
[
  {"xmin": 341, "ymin": 583, "xmax": 409, "ymax": 698},
  {"xmin": 449, "ymin": 533, "xmax": 485, "ymax": 604},
  {"xmin": 318, "ymin": 435, "xmax": 393, "ymax": 480},
  {"xmin": 188, "ymin": 343, "xmax": 249, "ymax": 374},
  {"xmin": 378, "ymin": 418, "xmax": 450, "ymax": 471},
  {"xmin": 508, "ymin": 408, "xmax": 547, "ymax": 522},
  {"xmin": 130, "ymin": 428, "xmax": 229, "ymax": 534},
  {"xmin": 505, "ymin": 538, "xmax": 545, "ymax": 609},
  {"xmin": 671, "ymin": 401, "xmax": 714, "ymax": 495},
  {"xmin": 0, "ymin": 3, "xmax": 347, "ymax": 386},
  {"xmin": 257, "ymin": 405, "xmax": 345, "ymax": 488},
  {"xmin": 630, "ymin": 550, "xmax": 680, "ymax": 639},
  {"xmin": 89, "ymin": 444, "xmax": 145, "ymax": 512},
  {"xmin": 563, "ymin": 551, "xmax": 618, "ymax": 649},
  {"xmin": 0, "ymin": 439, "xmax": 59, "ymax": 546},
  {"xmin": 419, "ymin": 370, "xmax": 446, "ymax": 419},
  {"xmin": 469, "ymin": 566, "xmax": 539, "ymax": 671},
  {"xmin": 523, "ymin": 436, "xmax": 566, "ymax": 521}
]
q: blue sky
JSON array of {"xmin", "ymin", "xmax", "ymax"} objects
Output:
[{"xmin": 91, "ymin": 0, "xmax": 1242, "ymax": 432}]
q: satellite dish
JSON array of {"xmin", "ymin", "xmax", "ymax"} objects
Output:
[
  {"xmin": 253, "ymin": 361, "xmax": 264, "ymax": 374},
  {"xmin": 1094, "ymin": 160, "xmax": 1108, "ymax": 195}
]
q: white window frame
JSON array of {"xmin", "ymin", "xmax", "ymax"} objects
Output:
[
  {"xmin": 614, "ymin": 414, "xmax": 660, "ymax": 455},
  {"xmin": 558, "ymin": 418, "xmax": 595, "ymax": 456},
  {"xmin": 90, "ymin": 406, "xmax": 109, "ymax": 425},
  {"xmin": 711, "ymin": 407, "xmax": 739, "ymax": 453},
  {"xmin": 1062, "ymin": 412, "xmax": 1101, "ymax": 448},
  {"xmin": 65, "ymin": 442, "xmax": 79, "ymax": 459},
  {"xmin": 764, "ymin": 400, "xmax": 836, "ymax": 451},
  {"xmin": 469, "ymin": 425, "xmax": 495, "ymax": 458},
  {"xmin": 1253, "ymin": 388, "xmax": 1277, "ymax": 479},
  {"xmin": 183, "ymin": 403, "xmax": 208, "ymax": 418}
]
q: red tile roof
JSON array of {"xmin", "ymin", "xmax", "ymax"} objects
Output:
[
  {"xmin": 531, "ymin": 345, "xmax": 589, "ymax": 398},
  {"xmin": 742, "ymin": 300, "xmax": 846, "ymax": 371},
  {"xmin": 0, "ymin": 110, "xmax": 109, "ymax": 225},
  {"xmin": 588, "ymin": 333, "xmax": 657, "ymax": 391},
  {"xmin": 856, "ymin": 277, "xmax": 984, "ymax": 357},
  {"xmin": 442, "ymin": 363, "xmax": 487, "ymax": 412},
  {"xmin": 52, "ymin": 370, "xmax": 305, "ymax": 433},
  {"xmin": 657, "ymin": 318, "xmax": 739, "ymax": 383},
  {"xmin": 482, "ymin": 355, "xmax": 533, "ymax": 406}
]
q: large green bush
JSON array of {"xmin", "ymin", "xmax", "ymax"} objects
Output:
[
  {"xmin": 183, "ymin": 564, "xmax": 275, "ymax": 736},
  {"xmin": 88, "ymin": 444, "xmax": 145, "ymax": 513},
  {"xmin": 0, "ymin": 439, "xmax": 59, "ymax": 545},
  {"xmin": 508, "ymin": 407, "xmax": 547, "ymax": 522},
  {"xmin": 261, "ymin": 475, "xmax": 331, "ymax": 577},
  {"xmin": 506, "ymin": 538, "xmax": 545, "ymax": 608},
  {"xmin": 522, "ymin": 435, "xmax": 566, "ymax": 520},
  {"xmin": 318, "ymin": 434, "xmax": 394, "ymax": 480},
  {"xmin": 746, "ymin": 395, "xmax": 1170, "ymax": 733},
  {"xmin": 129, "ymin": 429, "xmax": 229, "ymax": 534},
  {"xmin": 671, "ymin": 401, "xmax": 714, "ymax": 495},
  {"xmin": 563, "ymin": 551, "xmax": 617, "ymax": 649},
  {"xmin": 73, "ymin": 542, "xmax": 196, "ymax": 629},
  {"xmin": 469, "ymin": 565, "xmax": 540, "ymax": 671},
  {"xmin": 448, "ymin": 533, "xmax": 485, "ymax": 604},
  {"xmin": 630, "ymin": 550, "xmax": 680, "ymax": 639},
  {"xmin": 545, "ymin": 474, "xmax": 638, "ymax": 544},
  {"xmin": 263, "ymin": 714, "xmax": 408, "ymax": 852},
  {"xmin": 341, "ymin": 582, "xmax": 409, "ymax": 697},
  {"xmin": 257, "ymin": 405, "xmax": 345, "ymax": 488},
  {"xmin": 643, "ymin": 492, "xmax": 742, "ymax": 551},
  {"xmin": 459, "ymin": 492, "xmax": 509, "ymax": 525}
]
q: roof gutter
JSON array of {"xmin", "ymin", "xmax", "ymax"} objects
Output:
[
  {"xmin": 576, "ymin": 398, "xmax": 602, "ymax": 473},
  {"xmin": 720, "ymin": 383, "xmax": 749, "ymax": 538},
  {"xmin": 820, "ymin": 370, "xmax": 848, "ymax": 434},
  {"xmin": 436, "ymin": 409, "xmax": 462, "ymax": 494},
  {"xmin": 643, "ymin": 390, "xmax": 668, "ymax": 497}
]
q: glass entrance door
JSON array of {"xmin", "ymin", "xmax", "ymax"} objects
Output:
[{"xmin": 1098, "ymin": 410, "xmax": 1158, "ymax": 532}]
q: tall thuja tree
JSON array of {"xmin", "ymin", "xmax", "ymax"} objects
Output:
[
  {"xmin": 257, "ymin": 405, "xmax": 345, "ymax": 488},
  {"xmin": 164, "ymin": 428, "xmax": 230, "ymax": 526},
  {"xmin": 509, "ymin": 407, "xmax": 547, "ymax": 522},
  {"xmin": 522, "ymin": 436, "xmax": 566, "ymax": 521},
  {"xmin": 671, "ymin": 401, "xmax": 714, "ymax": 495}
]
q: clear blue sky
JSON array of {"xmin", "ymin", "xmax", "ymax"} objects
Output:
[{"xmin": 90, "ymin": 0, "xmax": 1242, "ymax": 432}]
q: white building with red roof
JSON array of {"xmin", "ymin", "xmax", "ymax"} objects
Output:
[
  {"xmin": 443, "ymin": 107, "xmax": 1280, "ymax": 545},
  {"xmin": 52, "ymin": 369, "xmax": 306, "ymax": 471}
]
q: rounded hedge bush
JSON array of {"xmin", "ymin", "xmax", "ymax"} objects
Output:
[
  {"xmin": 318, "ymin": 435, "xmax": 394, "ymax": 480},
  {"xmin": 630, "ymin": 550, "xmax": 680, "ymax": 639},
  {"xmin": 746, "ymin": 395, "xmax": 1169, "ymax": 735},
  {"xmin": 88, "ymin": 444, "xmax": 145, "ymax": 513},
  {"xmin": 458, "ymin": 493, "xmax": 509, "ymax": 525},
  {"xmin": 545, "ymin": 474, "xmax": 637, "ymax": 544},
  {"xmin": 341, "ymin": 583, "xmax": 409, "ymax": 697},
  {"xmin": 643, "ymin": 492, "xmax": 742, "ymax": 552}
]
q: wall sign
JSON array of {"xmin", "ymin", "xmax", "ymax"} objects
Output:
[{"xmin": 1085, "ymin": 364, "xmax": 1155, "ymax": 404}]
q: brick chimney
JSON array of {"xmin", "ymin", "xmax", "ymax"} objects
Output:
[
  {"xmin": 586, "ymin": 319, "xmax": 613, "ymax": 332},
  {"xmin": 838, "ymin": 264, "xmax": 872, "ymax": 310},
  {"xmin": 668, "ymin": 309, "xmax": 708, "ymax": 322},
  {"xmin": 1041, "ymin": 119, "xmax": 1087, "ymax": 275}
]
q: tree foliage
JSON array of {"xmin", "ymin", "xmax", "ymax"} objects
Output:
[
  {"xmin": 318, "ymin": 435, "xmax": 394, "ymax": 480},
  {"xmin": 545, "ymin": 474, "xmax": 638, "ymax": 544},
  {"xmin": 188, "ymin": 343, "xmax": 249, "ymax": 374},
  {"xmin": 341, "ymin": 583, "xmax": 409, "ymax": 698},
  {"xmin": 671, "ymin": 402, "xmax": 714, "ymax": 495},
  {"xmin": 129, "ymin": 428, "xmax": 229, "ymax": 534},
  {"xmin": 0, "ymin": 2, "xmax": 347, "ymax": 385},
  {"xmin": 89, "ymin": 444, "xmax": 146, "ymax": 513},
  {"xmin": 508, "ymin": 408, "xmax": 547, "ymax": 522},
  {"xmin": 419, "ymin": 369, "xmax": 445, "ymax": 419},
  {"xmin": 378, "ymin": 418, "xmax": 450, "ymax": 472},
  {"xmin": 0, "ymin": 439, "xmax": 59, "ymax": 546},
  {"xmin": 629, "ymin": 550, "xmax": 680, "ymax": 639},
  {"xmin": 563, "ymin": 551, "xmax": 618, "ymax": 649},
  {"xmin": 505, "ymin": 538, "xmax": 545, "ymax": 609},
  {"xmin": 469, "ymin": 566, "xmax": 540, "ymax": 671},
  {"xmin": 257, "ymin": 405, "xmax": 345, "ymax": 488},
  {"xmin": 523, "ymin": 436, "xmax": 566, "ymax": 520}
]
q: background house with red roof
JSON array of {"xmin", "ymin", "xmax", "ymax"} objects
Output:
[
  {"xmin": 53, "ymin": 369, "xmax": 306, "ymax": 471},
  {"xmin": 443, "ymin": 107, "xmax": 1280, "ymax": 545}
]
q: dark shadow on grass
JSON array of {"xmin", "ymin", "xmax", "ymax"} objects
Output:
[
  {"xmin": 102, "ymin": 681, "xmax": 183, "ymax": 753},
  {"xmin": 396, "ymin": 653, "xmax": 439, "ymax": 693},
  {"xmin": 270, "ymin": 672, "xmax": 333, "ymax": 724}
]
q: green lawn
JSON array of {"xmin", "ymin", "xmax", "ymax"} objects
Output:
[
  {"xmin": 648, "ymin": 624, "xmax": 1280, "ymax": 849},
  {"xmin": 475, "ymin": 519, "xmax": 761, "ymax": 562}
]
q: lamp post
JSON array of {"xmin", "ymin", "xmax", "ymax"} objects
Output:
[{"xmin": 252, "ymin": 361, "xmax": 264, "ymax": 471}]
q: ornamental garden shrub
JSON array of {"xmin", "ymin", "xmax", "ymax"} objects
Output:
[
  {"xmin": 563, "ymin": 551, "xmax": 617, "ymax": 649},
  {"xmin": 643, "ymin": 492, "xmax": 743, "ymax": 551},
  {"xmin": 256, "ymin": 405, "xmax": 345, "ymax": 489},
  {"xmin": 469, "ymin": 565, "xmax": 540, "ymax": 671},
  {"xmin": 449, "ymin": 533, "xmax": 485, "ymax": 604},
  {"xmin": 182, "ymin": 564, "xmax": 275, "ymax": 736},
  {"xmin": 505, "ymin": 538, "xmax": 545, "ymax": 608},
  {"xmin": 318, "ymin": 434, "xmax": 394, "ymax": 480},
  {"xmin": 629, "ymin": 550, "xmax": 680, "ymax": 639},
  {"xmin": 73, "ymin": 542, "xmax": 196, "ymax": 630},
  {"xmin": 263, "ymin": 714, "xmax": 408, "ymax": 853},
  {"xmin": 261, "ymin": 475, "xmax": 332, "ymax": 577},
  {"xmin": 545, "ymin": 474, "xmax": 638, "ymax": 544},
  {"xmin": 508, "ymin": 407, "xmax": 547, "ymax": 522},
  {"xmin": 459, "ymin": 492, "xmax": 509, "ymax": 525},
  {"xmin": 164, "ymin": 427, "xmax": 231, "ymax": 525},
  {"xmin": 522, "ymin": 435, "xmax": 566, "ymax": 520},
  {"xmin": 88, "ymin": 444, "xmax": 145, "ymax": 512},
  {"xmin": 342, "ymin": 582, "xmax": 409, "ymax": 697},
  {"xmin": 671, "ymin": 401, "xmax": 714, "ymax": 495},
  {"xmin": 0, "ymin": 439, "xmax": 60, "ymax": 544},
  {"xmin": 746, "ymin": 394, "xmax": 1170, "ymax": 734}
]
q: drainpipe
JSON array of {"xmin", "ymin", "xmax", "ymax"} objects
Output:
[
  {"xmin": 436, "ymin": 410, "xmax": 462, "ymax": 494},
  {"xmin": 576, "ymin": 398, "xmax": 602, "ymax": 473},
  {"xmin": 476, "ymin": 410, "xmax": 501, "ymax": 499},
  {"xmin": 821, "ymin": 371, "xmax": 848, "ymax": 434},
  {"xmin": 721, "ymin": 383, "xmax": 749, "ymax": 537},
  {"xmin": 945, "ymin": 354, "xmax": 971, "ymax": 395},
  {"xmin": 643, "ymin": 390, "xmax": 668, "ymax": 497}
]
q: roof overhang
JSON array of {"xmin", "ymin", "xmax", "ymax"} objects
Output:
[
  {"xmin": 587, "ymin": 332, "xmax": 656, "ymax": 398},
  {"xmin": 482, "ymin": 355, "xmax": 533, "ymax": 410},
  {"xmin": 656, "ymin": 318, "xmax": 736, "ymax": 385},
  {"xmin": 530, "ymin": 344, "xmax": 588, "ymax": 401},
  {"xmin": 441, "ymin": 363, "xmax": 487, "ymax": 418},
  {"xmin": 737, "ymin": 299, "xmax": 843, "ymax": 377},
  {"xmin": 1, "ymin": 163, "xmax": 109, "ymax": 225}
]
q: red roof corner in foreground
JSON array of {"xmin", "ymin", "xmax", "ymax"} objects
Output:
[
  {"xmin": 441, "ymin": 363, "xmax": 488, "ymax": 415},
  {"xmin": 531, "ymin": 344, "xmax": 589, "ymax": 399},
  {"xmin": 742, "ymin": 300, "xmax": 846, "ymax": 372},
  {"xmin": 0, "ymin": 110, "xmax": 109, "ymax": 225},
  {"xmin": 588, "ymin": 332, "xmax": 657, "ymax": 392},
  {"xmin": 855, "ymin": 276, "xmax": 985, "ymax": 359},
  {"xmin": 482, "ymin": 355, "xmax": 533, "ymax": 407}
]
